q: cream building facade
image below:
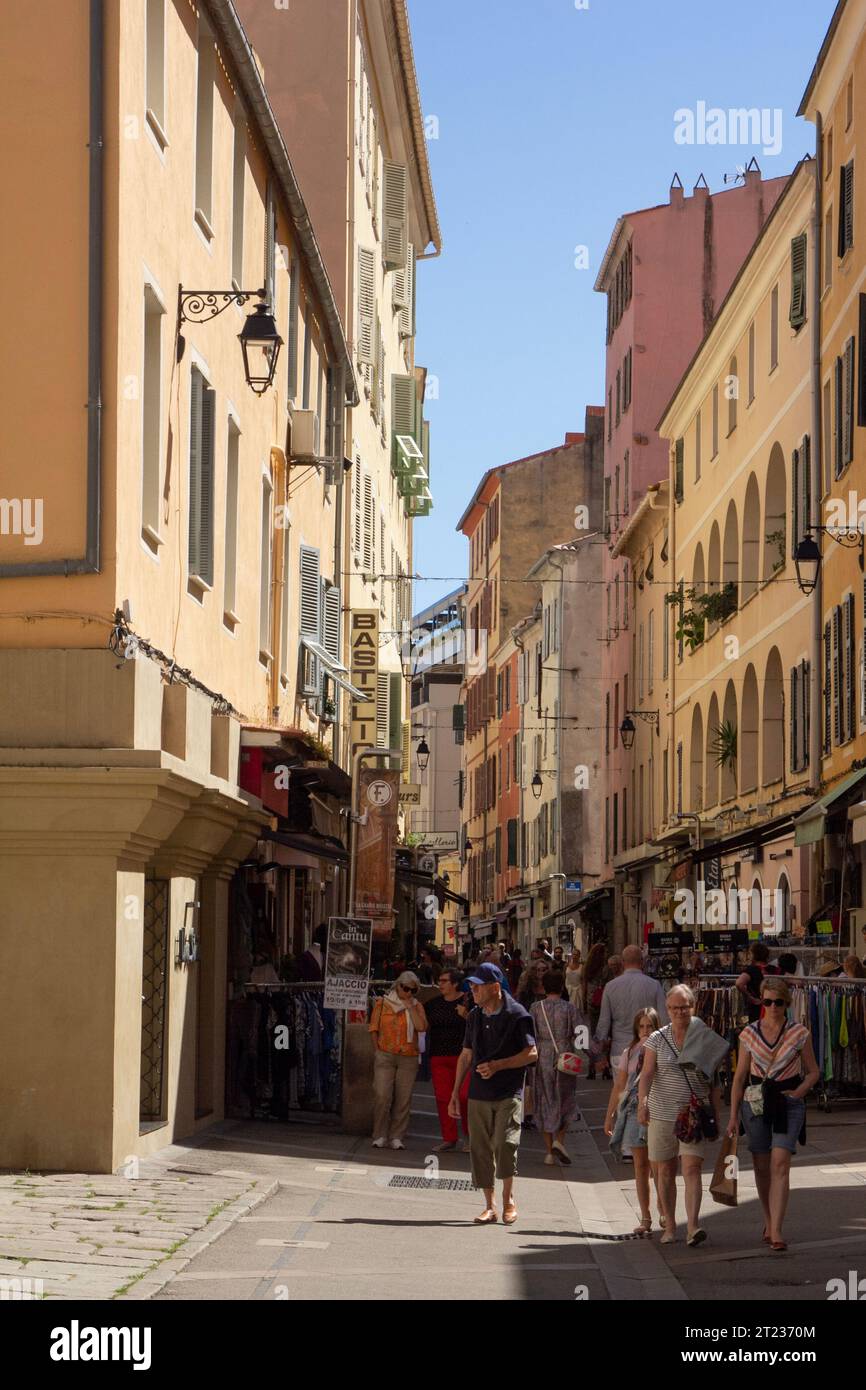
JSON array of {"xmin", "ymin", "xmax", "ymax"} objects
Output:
[{"xmin": 0, "ymin": 0, "xmax": 355, "ymax": 1171}]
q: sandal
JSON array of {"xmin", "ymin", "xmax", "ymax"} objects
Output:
[
  {"xmin": 503, "ymin": 1204, "xmax": 518, "ymax": 1226},
  {"xmin": 474, "ymin": 1208, "xmax": 498, "ymax": 1225},
  {"xmin": 687, "ymin": 1228, "xmax": 708, "ymax": 1248},
  {"xmin": 770, "ymin": 1240, "xmax": 787, "ymax": 1252},
  {"xmin": 762, "ymin": 1227, "xmax": 771, "ymax": 1245},
  {"xmin": 633, "ymin": 1216, "xmax": 652, "ymax": 1235}
]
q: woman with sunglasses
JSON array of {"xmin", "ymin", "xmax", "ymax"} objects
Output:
[
  {"xmin": 369, "ymin": 972, "xmax": 428, "ymax": 1150},
  {"xmin": 727, "ymin": 978, "xmax": 819, "ymax": 1251}
]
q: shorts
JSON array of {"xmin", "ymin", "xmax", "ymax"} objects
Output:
[
  {"xmin": 647, "ymin": 1118, "xmax": 710, "ymax": 1163},
  {"xmin": 742, "ymin": 1097, "xmax": 805, "ymax": 1155},
  {"xmin": 621, "ymin": 1109, "xmax": 648, "ymax": 1154}
]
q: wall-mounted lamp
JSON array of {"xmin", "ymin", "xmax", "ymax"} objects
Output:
[
  {"xmin": 177, "ymin": 287, "xmax": 282, "ymax": 395},
  {"xmin": 531, "ymin": 770, "xmax": 543, "ymax": 800},
  {"xmin": 620, "ymin": 709, "xmax": 660, "ymax": 749},
  {"xmin": 177, "ymin": 899, "xmax": 201, "ymax": 965},
  {"xmin": 794, "ymin": 525, "xmax": 864, "ymax": 596},
  {"xmin": 416, "ymin": 737, "xmax": 430, "ymax": 772}
]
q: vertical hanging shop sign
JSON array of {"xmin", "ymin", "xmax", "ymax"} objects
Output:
[
  {"xmin": 350, "ymin": 609, "xmax": 379, "ymax": 756},
  {"xmin": 355, "ymin": 766, "xmax": 400, "ymax": 940},
  {"xmin": 324, "ymin": 917, "xmax": 374, "ymax": 1010}
]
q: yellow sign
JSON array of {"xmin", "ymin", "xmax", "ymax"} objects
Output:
[{"xmin": 350, "ymin": 609, "xmax": 379, "ymax": 756}]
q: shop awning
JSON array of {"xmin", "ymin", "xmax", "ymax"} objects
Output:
[
  {"xmin": 300, "ymin": 636, "xmax": 367, "ymax": 701},
  {"xmin": 472, "ymin": 920, "xmax": 495, "ymax": 939},
  {"xmin": 572, "ymin": 887, "xmax": 612, "ymax": 912},
  {"xmin": 261, "ymin": 827, "xmax": 348, "ymax": 865},
  {"xmin": 794, "ymin": 767, "xmax": 866, "ymax": 846}
]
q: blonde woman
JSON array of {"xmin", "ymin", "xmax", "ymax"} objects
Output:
[
  {"xmin": 605, "ymin": 1008, "xmax": 660, "ymax": 1234},
  {"xmin": 565, "ymin": 951, "xmax": 583, "ymax": 1009}
]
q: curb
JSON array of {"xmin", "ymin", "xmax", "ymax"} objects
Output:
[{"xmin": 114, "ymin": 1176, "xmax": 281, "ymax": 1301}]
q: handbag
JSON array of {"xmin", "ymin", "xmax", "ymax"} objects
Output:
[
  {"xmin": 539, "ymin": 1000, "xmax": 584, "ymax": 1075},
  {"xmin": 661, "ymin": 1031, "xmax": 718, "ymax": 1143},
  {"xmin": 710, "ymin": 1132, "xmax": 739, "ymax": 1207}
]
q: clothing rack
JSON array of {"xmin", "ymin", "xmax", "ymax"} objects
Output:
[
  {"xmin": 226, "ymin": 982, "xmax": 343, "ymax": 1121},
  {"xmin": 693, "ymin": 975, "xmax": 866, "ymax": 1113}
]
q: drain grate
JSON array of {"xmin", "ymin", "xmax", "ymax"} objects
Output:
[
  {"xmin": 388, "ymin": 1175, "xmax": 476, "ymax": 1192},
  {"xmin": 581, "ymin": 1230, "xmax": 647, "ymax": 1241}
]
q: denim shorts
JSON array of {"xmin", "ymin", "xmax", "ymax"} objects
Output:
[
  {"xmin": 742, "ymin": 1097, "xmax": 805, "ymax": 1155},
  {"xmin": 621, "ymin": 1109, "xmax": 648, "ymax": 1154}
]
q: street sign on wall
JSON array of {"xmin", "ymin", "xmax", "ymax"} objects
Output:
[
  {"xmin": 419, "ymin": 831, "xmax": 458, "ymax": 851},
  {"xmin": 399, "ymin": 784, "xmax": 421, "ymax": 804}
]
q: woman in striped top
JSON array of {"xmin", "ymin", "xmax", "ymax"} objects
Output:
[{"xmin": 727, "ymin": 977, "xmax": 819, "ymax": 1252}]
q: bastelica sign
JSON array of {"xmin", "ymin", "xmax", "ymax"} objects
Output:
[
  {"xmin": 355, "ymin": 766, "xmax": 400, "ymax": 941},
  {"xmin": 349, "ymin": 609, "xmax": 379, "ymax": 756}
]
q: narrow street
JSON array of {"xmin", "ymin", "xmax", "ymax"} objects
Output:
[{"xmin": 118, "ymin": 1077, "xmax": 866, "ymax": 1303}]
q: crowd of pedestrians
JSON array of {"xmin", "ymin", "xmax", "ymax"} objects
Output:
[{"xmin": 368, "ymin": 938, "xmax": 821, "ymax": 1243}]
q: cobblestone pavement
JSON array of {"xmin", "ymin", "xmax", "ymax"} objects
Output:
[{"xmin": 0, "ymin": 1168, "xmax": 269, "ymax": 1300}]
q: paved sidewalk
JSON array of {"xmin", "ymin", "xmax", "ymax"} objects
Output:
[{"xmin": 0, "ymin": 1168, "xmax": 268, "ymax": 1300}]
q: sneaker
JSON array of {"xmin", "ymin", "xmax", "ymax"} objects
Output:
[
  {"xmin": 552, "ymin": 1141, "xmax": 572, "ymax": 1165},
  {"xmin": 389, "ymin": 1138, "xmax": 405, "ymax": 1150},
  {"xmin": 544, "ymin": 1153, "xmax": 556, "ymax": 1165},
  {"xmin": 371, "ymin": 1137, "xmax": 387, "ymax": 1149}
]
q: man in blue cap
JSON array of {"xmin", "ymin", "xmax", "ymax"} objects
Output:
[{"xmin": 449, "ymin": 963, "xmax": 537, "ymax": 1225}]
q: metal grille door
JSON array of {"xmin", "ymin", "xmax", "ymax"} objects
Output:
[{"xmin": 140, "ymin": 878, "xmax": 170, "ymax": 1121}]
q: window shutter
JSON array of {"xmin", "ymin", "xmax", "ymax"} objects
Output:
[
  {"xmin": 199, "ymin": 383, "xmax": 215, "ymax": 586},
  {"xmin": 833, "ymin": 606, "xmax": 842, "ymax": 745},
  {"xmin": 802, "ymin": 659, "xmax": 810, "ymax": 770},
  {"xmin": 648, "ymin": 611, "xmax": 654, "ymax": 692},
  {"xmin": 287, "ymin": 259, "xmax": 300, "ymax": 400},
  {"xmin": 842, "ymin": 160, "xmax": 855, "ymax": 255},
  {"xmin": 789, "ymin": 232, "xmax": 807, "ymax": 328},
  {"xmin": 323, "ymin": 583, "xmax": 341, "ymax": 659},
  {"xmin": 844, "ymin": 336, "xmax": 855, "ymax": 467},
  {"xmin": 824, "ymin": 620, "xmax": 832, "ymax": 753},
  {"xmin": 401, "ymin": 721, "xmax": 410, "ymax": 779},
  {"xmin": 400, "ymin": 244, "xmax": 415, "ymax": 338},
  {"xmin": 382, "ymin": 161, "xmax": 408, "ymax": 269},
  {"xmin": 838, "ymin": 164, "xmax": 847, "ymax": 257},
  {"xmin": 790, "ymin": 665, "xmax": 799, "ymax": 772},
  {"xmin": 835, "ymin": 355, "xmax": 844, "ymax": 477},
  {"xmin": 299, "ymin": 544, "xmax": 321, "ymax": 693},
  {"xmin": 375, "ymin": 672, "xmax": 390, "ymax": 748},
  {"xmin": 791, "ymin": 447, "xmax": 800, "ymax": 558},
  {"xmin": 859, "ymin": 294, "xmax": 866, "ymax": 427},
  {"xmin": 846, "ymin": 592, "xmax": 856, "ymax": 739},
  {"xmin": 265, "ymin": 183, "xmax": 276, "ymax": 311},
  {"xmin": 802, "ymin": 434, "xmax": 812, "ymax": 537},
  {"xmin": 188, "ymin": 367, "xmax": 203, "ymax": 578},
  {"xmin": 357, "ymin": 247, "xmax": 376, "ymax": 365},
  {"xmin": 674, "ymin": 438, "xmax": 684, "ymax": 503},
  {"xmin": 353, "ymin": 457, "xmax": 362, "ymax": 555},
  {"xmin": 388, "ymin": 672, "xmax": 402, "ymax": 750},
  {"xmin": 362, "ymin": 472, "xmax": 373, "ymax": 570}
]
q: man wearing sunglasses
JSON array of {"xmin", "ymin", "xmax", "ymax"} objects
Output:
[{"xmin": 449, "ymin": 963, "xmax": 538, "ymax": 1225}]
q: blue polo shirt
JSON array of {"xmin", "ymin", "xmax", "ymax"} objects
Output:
[{"xmin": 463, "ymin": 993, "xmax": 535, "ymax": 1101}]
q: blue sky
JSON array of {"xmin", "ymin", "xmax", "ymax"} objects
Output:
[{"xmin": 407, "ymin": 0, "xmax": 835, "ymax": 614}]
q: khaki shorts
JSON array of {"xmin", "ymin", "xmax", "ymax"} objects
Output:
[{"xmin": 647, "ymin": 1118, "xmax": 709, "ymax": 1163}]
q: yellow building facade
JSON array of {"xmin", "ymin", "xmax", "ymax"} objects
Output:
[
  {"xmin": 0, "ymin": 0, "xmax": 355, "ymax": 1170},
  {"xmin": 659, "ymin": 161, "xmax": 816, "ymax": 942}
]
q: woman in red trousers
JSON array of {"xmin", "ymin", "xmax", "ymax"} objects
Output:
[{"xmin": 426, "ymin": 968, "xmax": 472, "ymax": 1151}]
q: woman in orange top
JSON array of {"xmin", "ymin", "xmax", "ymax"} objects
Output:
[{"xmin": 369, "ymin": 972, "xmax": 428, "ymax": 1150}]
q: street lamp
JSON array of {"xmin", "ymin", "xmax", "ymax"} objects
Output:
[
  {"xmin": 177, "ymin": 287, "xmax": 283, "ymax": 394},
  {"xmin": 621, "ymin": 710, "xmax": 660, "ymax": 749},
  {"xmin": 794, "ymin": 527, "xmax": 864, "ymax": 596},
  {"xmin": 416, "ymin": 737, "xmax": 430, "ymax": 772},
  {"xmin": 531, "ymin": 770, "xmax": 543, "ymax": 800},
  {"xmin": 620, "ymin": 715, "xmax": 636, "ymax": 750}
]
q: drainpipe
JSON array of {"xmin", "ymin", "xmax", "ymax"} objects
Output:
[
  {"xmin": 548, "ymin": 551, "xmax": 567, "ymax": 897},
  {"xmin": 668, "ymin": 444, "xmax": 677, "ymax": 830},
  {"xmin": 514, "ymin": 625, "xmax": 526, "ymax": 952},
  {"xmin": 0, "ymin": 0, "xmax": 103, "ymax": 579},
  {"xmin": 810, "ymin": 117, "xmax": 825, "ymax": 918}
]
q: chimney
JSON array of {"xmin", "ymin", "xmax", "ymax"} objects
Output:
[
  {"xmin": 693, "ymin": 172, "xmax": 709, "ymax": 202},
  {"xmin": 670, "ymin": 173, "xmax": 685, "ymax": 207},
  {"xmin": 744, "ymin": 155, "xmax": 762, "ymax": 190}
]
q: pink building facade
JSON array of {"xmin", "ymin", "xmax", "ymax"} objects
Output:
[{"xmin": 594, "ymin": 170, "xmax": 788, "ymax": 949}]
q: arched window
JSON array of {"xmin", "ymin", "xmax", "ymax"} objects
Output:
[
  {"xmin": 741, "ymin": 473, "xmax": 761, "ymax": 602},
  {"xmin": 741, "ymin": 666, "xmax": 759, "ymax": 793},
  {"xmin": 763, "ymin": 443, "xmax": 787, "ymax": 581},
  {"xmin": 690, "ymin": 704, "xmax": 704, "ymax": 812},
  {"xmin": 762, "ymin": 647, "xmax": 784, "ymax": 785}
]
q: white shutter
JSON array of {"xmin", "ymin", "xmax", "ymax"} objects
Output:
[
  {"xmin": 397, "ymin": 243, "xmax": 415, "ymax": 338},
  {"xmin": 357, "ymin": 247, "xmax": 376, "ymax": 365},
  {"xmin": 299, "ymin": 544, "xmax": 321, "ymax": 693},
  {"xmin": 382, "ymin": 161, "xmax": 408, "ymax": 268},
  {"xmin": 353, "ymin": 456, "xmax": 362, "ymax": 555},
  {"xmin": 391, "ymin": 373, "xmax": 416, "ymax": 439},
  {"xmin": 362, "ymin": 472, "xmax": 373, "ymax": 570},
  {"xmin": 323, "ymin": 584, "xmax": 341, "ymax": 659},
  {"xmin": 375, "ymin": 672, "xmax": 390, "ymax": 747}
]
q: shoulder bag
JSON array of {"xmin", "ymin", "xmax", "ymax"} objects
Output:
[
  {"xmin": 744, "ymin": 1021, "xmax": 794, "ymax": 1116},
  {"xmin": 539, "ymin": 1000, "xmax": 584, "ymax": 1075},
  {"xmin": 661, "ymin": 1030, "xmax": 718, "ymax": 1143}
]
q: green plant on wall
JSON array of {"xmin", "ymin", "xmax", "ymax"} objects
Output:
[
  {"xmin": 665, "ymin": 582, "xmax": 738, "ymax": 651},
  {"xmin": 709, "ymin": 718, "xmax": 738, "ymax": 770},
  {"xmin": 765, "ymin": 529, "xmax": 786, "ymax": 572}
]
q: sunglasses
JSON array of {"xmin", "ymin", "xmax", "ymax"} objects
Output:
[
  {"xmin": 400, "ymin": 985, "xmax": 418, "ymax": 994},
  {"xmin": 763, "ymin": 998, "xmax": 786, "ymax": 1008}
]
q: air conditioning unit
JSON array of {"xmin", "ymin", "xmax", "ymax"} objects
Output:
[{"xmin": 291, "ymin": 409, "xmax": 320, "ymax": 461}]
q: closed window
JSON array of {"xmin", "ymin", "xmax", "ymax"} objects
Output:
[
  {"xmin": 141, "ymin": 286, "xmax": 164, "ymax": 549},
  {"xmin": 259, "ymin": 473, "xmax": 274, "ymax": 661},
  {"xmin": 194, "ymin": 19, "xmax": 215, "ymax": 235},
  {"xmin": 770, "ymin": 285, "xmax": 779, "ymax": 370},
  {"xmin": 838, "ymin": 161, "xmax": 854, "ymax": 258},
  {"xmin": 188, "ymin": 366, "xmax": 215, "ymax": 589},
  {"xmin": 223, "ymin": 419, "xmax": 240, "ymax": 625}
]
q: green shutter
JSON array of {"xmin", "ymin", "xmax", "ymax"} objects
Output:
[
  {"xmin": 791, "ymin": 446, "xmax": 800, "ymax": 557},
  {"xmin": 674, "ymin": 438, "xmax": 684, "ymax": 503},
  {"xmin": 844, "ymin": 336, "xmax": 856, "ymax": 466},
  {"xmin": 789, "ymin": 233, "xmax": 807, "ymax": 329},
  {"xmin": 391, "ymin": 372, "xmax": 419, "ymax": 475}
]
